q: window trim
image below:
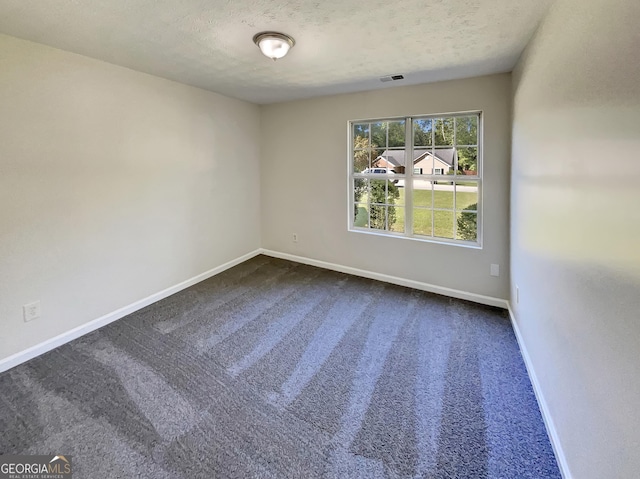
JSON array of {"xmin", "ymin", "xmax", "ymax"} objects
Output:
[{"xmin": 347, "ymin": 111, "xmax": 483, "ymax": 248}]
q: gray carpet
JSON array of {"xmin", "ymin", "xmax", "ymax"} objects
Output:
[{"xmin": 0, "ymin": 255, "xmax": 561, "ymax": 478}]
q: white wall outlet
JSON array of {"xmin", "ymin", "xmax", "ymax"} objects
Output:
[
  {"xmin": 515, "ymin": 286, "xmax": 520, "ymax": 304},
  {"xmin": 292, "ymin": 233, "xmax": 298, "ymax": 243},
  {"xmin": 23, "ymin": 300, "xmax": 41, "ymax": 322},
  {"xmin": 490, "ymin": 264, "xmax": 500, "ymax": 277}
]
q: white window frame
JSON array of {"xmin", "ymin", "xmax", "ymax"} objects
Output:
[{"xmin": 347, "ymin": 111, "xmax": 483, "ymax": 248}]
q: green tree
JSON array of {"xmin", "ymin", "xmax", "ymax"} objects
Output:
[
  {"xmin": 413, "ymin": 119, "xmax": 433, "ymax": 147},
  {"xmin": 433, "ymin": 118, "xmax": 454, "ymax": 145},
  {"xmin": 412, "ymin": 116, "xmax": 479, "ymax": 150},
  {"xmin": 455, "ymin": 116, "xmax": 478, "ymax": 145},
  {"xmin": 369, "ymin": 180, "xmax": 400, "ymax": 230},
  {"xmin": 353, "ymin": 135, "xmax": 372, "ymax": 173},
  {"xmin": 371, "ymin": 121, "xmax": 405, "ymax": 149},
  {"xmin": 457, "ymin": 147, "xmax": 478, "ymax": 173},
  {"xmin": 457, "ymin": 203, "xmax": 477, "ymax": 241},
  {"xmin": 454, "ymin": 116, "xmax": 478, "ymax": 172},
  {"xmin": 353, "ymin": 136, "xmax": 375, "ymax": 218}
]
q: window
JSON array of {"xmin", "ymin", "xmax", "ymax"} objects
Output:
[{"xmin": 349, "ymin": 112, "xmax": 481, "ymax": 246}]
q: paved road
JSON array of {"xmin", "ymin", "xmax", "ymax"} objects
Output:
[{"xmin": 395, "ymin": 179, "xmax": 477, "ymax": 192}]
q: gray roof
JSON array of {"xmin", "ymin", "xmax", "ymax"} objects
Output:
[
  {"xmin": 376, "ymin": 148, "xmax": 456, "ymax": 167},
  {"xmin": 377, "ymin": 152, "xmax": 403, "ymax": 167}
]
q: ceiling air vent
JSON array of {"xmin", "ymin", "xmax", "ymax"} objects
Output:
[{"xmin": 380, "ymin": 74, "xmax": 405, "ymax": 82}]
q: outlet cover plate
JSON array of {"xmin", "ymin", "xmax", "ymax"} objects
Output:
[{"xmin": 23, "ymin": 301, "xmax": 41, "ymax": 322}]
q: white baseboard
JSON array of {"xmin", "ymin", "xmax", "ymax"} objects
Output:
[
  {"xmin": 0, "ymin": 249, "xmax": 262, "ymax": 373},
  {"xmin": 507, "ymin": 304, "xmax": 572, "ymax": 479},
  {"xmin": 259, "ymin": 249, "xmax": 508, "ymax": 309}
]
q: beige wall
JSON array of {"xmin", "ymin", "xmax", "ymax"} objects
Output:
[
  {"xmin": 261, "ymin": 74, "xmax": 511, "ymax": 300},
  {"xmin": 511, "ymin": 0, "xmax": 640, "ymax": 476},
  {"xmin": 414, "ymin": 155, "xmax": 451, "ymax": 175},
  {"xmin": 0, "ymin": 34, "xmax": 261, "ymax": 361}
]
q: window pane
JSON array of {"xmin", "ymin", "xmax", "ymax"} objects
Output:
[
  {"xmin": 455, "ymin": 116, "xmax": 478, "ymax": 146},
  {"xmin": 433, "ymin": 184, "xmax": 454, "ymax": 210},
  {"xmin": 433, "ymin": 148, "xmax": 455, "ymax": 175},
  {"xmin": 353, "ymin": 123, "xmax": 370, "ymax": 144},
  {"xmin": 349, "ymin": 114, "xmax": 480, "ymax": 245},
  {"xmin": 354, "ymin": 204, "xmax": 368, "ymax": 227},
  {"xmin": 371, "ymin": 147, "xmax": 384, "ymax": 166},
  {"xmin": 371, "ymin": 122, "xmax": 386, "ymax": 149},
  {"xmin": 413, "ymin": 208, "xmax": 433, "ymax": 236},
  {"xmin": 387, "ymin": 179, "xmax": 402, "ymax": 204},
  {"xmin": 389, "ymin": 206, "xmax": 404, "ymax": 233},
  {"xmin": 377, "ymin": 148, "xmax": 405, "ymax": 171},
  {"xmin": 457, "ymin": 211, "xmax": 477, "ymax": 241},
  {"xmin": 414, "ymin": 119, "xmax": 433, "ymax": 147},
  {"xmin": 369, "ymin": 204, "xmax": 386, "ymax": 230},
  {"xmin": 413, "ymin": 148, "xmax": 432, "ymax": 175},
  {"xmin": 434, "ymin": 210, "xmax": 455, "ymax": 239},
  {"xmin": 354, "ymin": 178, "xmax": 368, "ymax": 204},
  {"xmin": 370, "ymin": 179, "xmax": 386, "ymax": 205},
  {"xmin": 387, "ymin": 120, "xmax": 405, "ymax": 147},
  {"xmin": 434, "ymin": 118, "xmax": 454, "ymax": 146},
  {"xmin": 354, "ymin": 149, "xmax": 370, "ymax": 173},
  {"xmin": 457, "ymin": 147, "xmax": 478, "ymax": 174},
  {"xmin": 413, "ymin": 181, "xmax": 433, "ymax": 208},
  {"xmin": 394, "ymin": 179, "xmax": 405, "ymax": 203},
  {"xmin": 455, "ymin": 182, "xmax": 478, "ymax": 211}
]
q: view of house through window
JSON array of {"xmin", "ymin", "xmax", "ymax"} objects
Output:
[{"xmin": 349, "ymin": 112, "xmax": 481, "ymax": 245}]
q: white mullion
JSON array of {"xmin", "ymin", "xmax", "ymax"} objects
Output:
[
  {"xmin": 367, "ymin": 123, "xmax": 371, "ymax": 228},
  {"xmin": 453, "ymin": 183, "xmax": 458, "ymax": 240},
  {"xmin": 385, "ymin": 204, "xmax": 389, "ymax": 231},
  {"xmin": 431, "ymin": 120, "xmax": 436, "ymax": 237},
  {"xmin": 368, "ymin": 123, "xmax": 373, "ymax": 170},
  {"xmin": 477, "ymin": 177, "xmax": 482, "ymax": 246},
  {"xmin": 452, "ymin": 117, "xmax": 458, "ymax": 240},
  {"xmin": 367, "ymin": 176, "xmax": 372, "ymax": 229},
  {"xmin": 348, "ymin": 122, "xmax": 354, "ymax": 230},
  {"xmin": 405, "ymin": 117, "xmax": 413, "ymax": 237},
  {"xmin": 385, "ymin": 179, "xmax": 389, "ymax": 231},
  {"xmin": 453, "ymin": 116, "xmax": 457, "ymax": 169},
  {"xmin": 477, "ymin": 113, "xmax": 483, "ymax": 245},
  {"xmin": 386, "ymin": 121, "xmax": 390, "ymax": 152},
  {"xmin": 382, "ymin": 123, "xmax": 389, "ymax": 233}
]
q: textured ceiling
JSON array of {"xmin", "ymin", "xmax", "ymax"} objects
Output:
[{"xmin": 0, "ymin": 0, "xmax": 553, "ymax": 104}]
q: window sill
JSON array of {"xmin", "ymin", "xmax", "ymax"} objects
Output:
[{"xmin": 348, "ymin": 227, "xmax": 482, "ymax": 249}]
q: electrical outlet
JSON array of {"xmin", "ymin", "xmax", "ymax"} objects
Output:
[
  {"xmin": 490, "ymin": 264, "xmax": 500, "ymax": 277},
  {"xmin": 515, "ymin": 286, "xmax": 520, "ymax": 304},
  {"xmin": 23, "ymin": 301, "xmax": 41, "ymax": 322},
  {"xmin": 292, "ymin": 233, "xmax": 298, "ymax": 243}
]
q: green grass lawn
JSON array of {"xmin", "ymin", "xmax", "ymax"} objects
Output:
[{"xmin": 355, "ymin": 188, "xmax": 477, "ymax": 239}]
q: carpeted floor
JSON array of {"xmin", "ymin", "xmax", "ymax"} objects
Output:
[{"xmin": 0, "ymin": 255, "xmax": 561, "ymax": 478}]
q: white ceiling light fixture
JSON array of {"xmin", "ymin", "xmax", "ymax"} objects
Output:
[{"xmin": 253, "ymin": 32, "xmax": 295, "ymax": 61}]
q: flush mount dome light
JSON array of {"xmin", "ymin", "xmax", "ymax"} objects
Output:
[{"xmin": 253, "ymin": 32, "xmax": 295, "ymax": 60}]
